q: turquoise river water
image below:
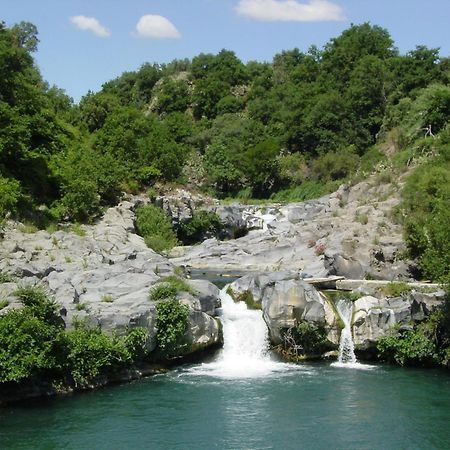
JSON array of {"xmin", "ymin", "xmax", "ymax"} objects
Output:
[
  {"xmin": 1, "ymin": 284, "xmax": 449, "ymax": 449},
  {"xmin": 1, "ymin": 362, "xmax": 449, "ymax": 449}
]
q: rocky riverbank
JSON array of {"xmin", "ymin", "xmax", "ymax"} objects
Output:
[
  {"xmin": 0, "ymin": 177, "xmax": 446, "ymax": 403},
  {"xmin": 225, "ymin": 271, "xmax": 445, "ymax": 359},
  {"xmin": 0, "ymin": 200, "xmax": 223, "ymax": 358},
  {"xmin": 166, "ymin": 177, "xmax": 412, "ymax": 280}
]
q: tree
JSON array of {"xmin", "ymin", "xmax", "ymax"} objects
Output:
[
  {"xmin": 78, "ymin": 91, "xmax": 120, "ymax": 132},
  {"xmin": 11, "ymin": 21, "xmax": 39, "ymax": 52},
  {"xmin": 243, "ymin": 138, "xmax": 282, "ymax": 197},
  {"xmin": 156, "ymin": 77, "xmax": 190, "ymax": 114},
  {"xmin": 321, "ymin": 23, "xmax": 396, "ymax": 88}
]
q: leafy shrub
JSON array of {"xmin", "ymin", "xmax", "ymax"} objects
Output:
[
  {"xmin": 294, "ymin": 321, "xmax": 329, "ymax": 354},
  {"xmin": 156, "ymin": 298, "xmax": 190, "ymax": 358},
  {"xmin": 400, "ymin": 147, "xmax": 450, "ymax": 283},
  {"xmin": 377, "ymin": 330, "xmax": 438, "ymax": 366},
  {"xmin": 65, "ymin": 322, "xmax": 128, "ymax": 386},
  {"xmin": 0, "ymin": 177, "xmax": 21, "ymax": 220},
  {"xmin": 310, "ymin": 146, "xmax": 359, "ymax": 182},
  {"xmin": 149, "ymin": 276, "xmax": 194, "ymax": 302},
  {"xmin": 14, "ymin": 285, "xmax": 62, "ymax": 326},
  {"xmin": 0, "ymin": 288, "xmax": 66, "ymax": 383},
  {"xmin": 284, "ymin": 321, "xmax": 329, "ymax": 355},
  {"xmin": 135, "ymin": 204, "xmax": 179, "ymax": 252},
  {"xmin": 150, "ymin": 283, "xmax": 178, "ymax": 302},
  {"xmin": 123, "ymin": 327, "xmax": 149, "ymax": 362},
  {"xmin": 178, "ymin": 210, "xmax": 223, "ymax": 245}
]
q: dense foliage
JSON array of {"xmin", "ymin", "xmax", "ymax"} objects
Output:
[
  {"xmin": 0, "ymin": 286, "xmax": 149, "ymax": 386},
  {"xmin": 155, "ymin": 298, "xmax": 190, "ymax": 358},
  {"xmin": 135, "ymin": 204, "xmax": 179, "ymax": 252},
  {"xmin": 377, "ymin": 303, "xmax": 450, "ymax": 368}
]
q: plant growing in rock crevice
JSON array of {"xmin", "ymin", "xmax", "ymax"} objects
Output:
[
  {"xmin": 277, "ymin": 321, "xmax": 331, "ymax": 361},
  {"xmin": 149, "ymin": 276, "xmax": 194, "ymax": 302},
  {"xmin": 155, "ymin": 298, "xmax": 190, "ymax": 358}
]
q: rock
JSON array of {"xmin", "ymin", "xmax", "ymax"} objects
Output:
[
  {"xmin": 169, "ymin": 175, "xmax": 408, "ymax": 279},
  {"xmin": 188, "ymin": 311, "xmax": 222, "ymax": 352},
  {"xmin": 324, "ymin": 253, "xmax": 365, "ymax": 279},
  {"xmin": 228, "ymin": 271, "xmax": 338, "ymax": 346},
  {"xmin": 351, "ymin": 289, "xmax": 446, "ymax": 350},
  {"xmin": 186, "ymin": 279, "xmax": 221, "ymax": 316},
  {"xmin": 0, "ymin": 200, "xmax": 223, "ymax": 358}
]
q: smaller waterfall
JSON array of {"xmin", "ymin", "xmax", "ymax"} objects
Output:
[{"xmin": 335, "ymin": 298, "xmax": 357, "ymax": 364}]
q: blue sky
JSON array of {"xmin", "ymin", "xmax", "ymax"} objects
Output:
[{"xmin": 3, "ymin": 0, "xmax": 450, "ymax": 102}]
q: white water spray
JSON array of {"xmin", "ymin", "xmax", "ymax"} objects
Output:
[
  {"xmin": 186, "ymin": 286, "xmax": 295, "ymax": 379},
  {"xmin": 335, "ymin": 298, "xmax": 357, "ymax": 364}
]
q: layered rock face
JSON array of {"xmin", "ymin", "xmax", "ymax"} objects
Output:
[
  {"xmin": 0, "ymin": 201, "xmax": 222, "ymax": 355},
  {"xmin": 226, "ymin": 272, "xmax": 445, "ymax": 356},
  {"xmin": 352, "ymin": 290, "xmax": 445, "ymax": 350},
  {"xmin": 169, "ymin": 178, "xmax": 412, "ymax": 280}
]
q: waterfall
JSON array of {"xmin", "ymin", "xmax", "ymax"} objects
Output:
[
  {"xmin": 335, "ymin": 298, "xmax": 357, "ymax": 365},
  {"xmin": 186, "ymin": 286, "xmax": 292, "ymax": 379}
]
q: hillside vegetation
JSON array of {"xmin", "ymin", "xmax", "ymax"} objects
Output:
[{"xmin": 0, "ymin": 20, "xmax": 449, "ymax": 283}]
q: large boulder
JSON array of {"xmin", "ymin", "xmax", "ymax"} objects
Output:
[{"xmin": 227, "ymin": 271, "xmax": 339, "ymax": 345}]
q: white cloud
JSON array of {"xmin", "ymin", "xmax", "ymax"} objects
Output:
[
  {"xmin": 70, "ymin": 15, "xmax": 111, "ymax": 37},
  {"xmin": 134, "ymin": 15, "xmax": 181, "ymax": 39},
  {"xmin": 235, "ymin": 0, "xmax": 345, "ymax": 22}
]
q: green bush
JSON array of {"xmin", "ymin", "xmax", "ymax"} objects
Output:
[
  {"xmin": 0, "ymin": 287, "xmax": 66, "ymax": 383},
  {"xmin": 135, "ymin": 204, "xmax": 179, "ymax": 252},
  {"xmin": 0, "ymin": 177, "xmax": 21, "ymax": 220},
  {"xmin": 178, "ymin": 210, "xmax": 223, "ymax": 244},
  {"xmin": 65, "ymin": 322, "xmax": 128, "ymax": 385},
  {"xmin": 156, "ymin": 298, "xmax": 190, "ymax": 358},
  {"xmin": 377, "ymin": 330, "xmax": 438, "ymax": 366},
  {"xmin": 291, "ymin": 321, "xmax": 329, "ymax": 354},
  {"xmin": 149, "ymin": 276, "xmax": 194, "ymax": 302},
  {"xmin": 14, "ymin": 285, "xmax": 63, "ymax": 326},
  {"xmin": 65, "ymin": 322, "xmax": 149, "ymax": 386},
  {"xmin": 0, "ymin": 283, "xmax": 151, "ymax": 386},
  {"xmin": 400, "ymin": 145, "xmax": 450, "ymax": 283},
  {"xmin": 310, "ymin": 146, "xmax": 359, "ymax": 182}
]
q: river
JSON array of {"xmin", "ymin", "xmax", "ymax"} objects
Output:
[{"xmin": 1, "ymin": 284, "xmax": 449, "ymax": 449}]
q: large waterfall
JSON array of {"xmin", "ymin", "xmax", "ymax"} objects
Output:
[{"xmin": 186, "ymin": 286, "xmax": 293, "ymax": 379}]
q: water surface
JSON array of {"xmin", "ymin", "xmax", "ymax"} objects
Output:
[
  {"xmin": 1, "ymin": 363, "xmax": 449, "ymax": 449},
  {"xmin": 1, "ymin": 285, "xmax": 449, "ymax": 449}
]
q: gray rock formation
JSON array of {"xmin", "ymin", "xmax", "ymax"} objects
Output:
[
  {"xmin": 170, "ymin": 177, "xmax": 412, "ymax": 280},
  {"xmin": 227, "ymin": 272, "xmax": 339, "ymax": 346},
  {"xmin": 352, "ymin": 290, "xmax": 446, "ymax": 350},
  {"xmin": 227, "ymin": 272, "xmax": 445, "ymax": 355},
  {"xmin": 0, "ymin": 200, "xmax": 222, "ymax": 356}
]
